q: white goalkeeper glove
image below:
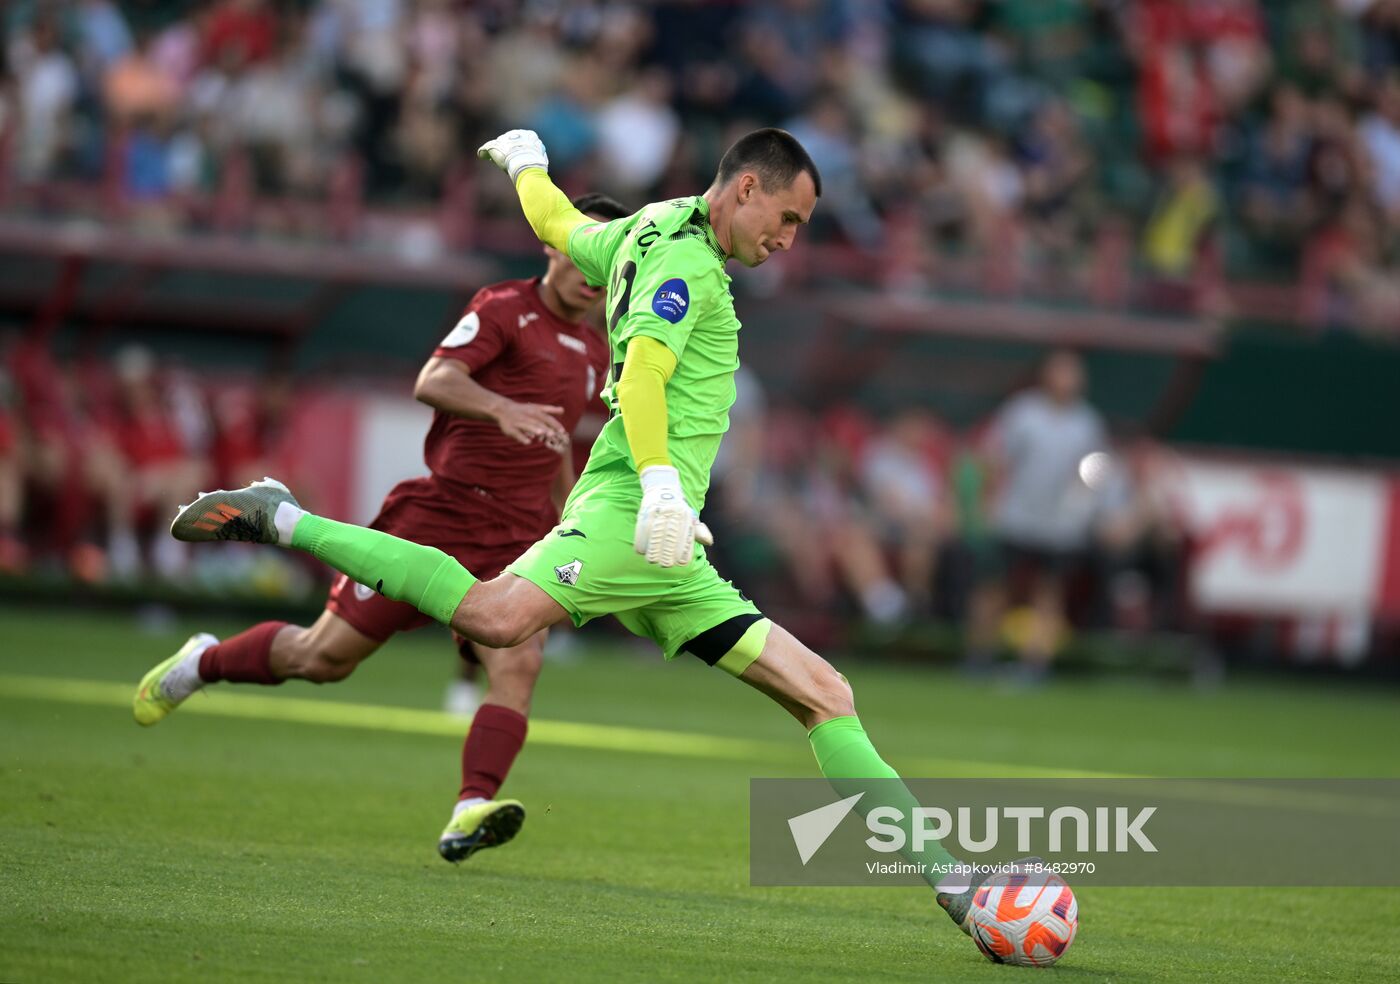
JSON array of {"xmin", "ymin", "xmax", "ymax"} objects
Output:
[
  {"xmin": 634, "ymin": 465, "xmax": 713, "ymax": 568},
  {"xmin": 476, "ymin": 129, "xmax": 549, "ymax": 184}
]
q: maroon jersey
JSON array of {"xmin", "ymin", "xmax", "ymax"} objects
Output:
[
  {"xmin": 327, "ymin": 278, "xmax": 605, "ymax": 643},
  {"xmin": 425, "ymin": 277, "xmax": 608, "ymax": 513}
]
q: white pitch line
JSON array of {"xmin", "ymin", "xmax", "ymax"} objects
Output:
[
  {"xmin": 4, "ymin": 674, "xmax": 1394, "ymax": 815},
  {"xmin": 0, "ymin": 672, "xmax": 1095, "ymax": 777}
]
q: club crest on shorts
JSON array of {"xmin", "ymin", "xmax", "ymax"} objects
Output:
[
  {"xmin": 554, "ymin": 559, "xmax": 583, "ymax": 586},
  {"xmin": 353, "ymin": 581, "xmax": 375, "ymax": 602}
]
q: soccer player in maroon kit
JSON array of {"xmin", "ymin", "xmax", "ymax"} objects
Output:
[{"xmin": 141, "ymin": 193, "xmax": 628, "ymax": 862}]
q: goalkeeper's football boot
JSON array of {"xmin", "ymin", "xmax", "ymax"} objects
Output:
[
  {"xmin": 170, "ymin": 478, "xmax": 297, "ymax": 545},
  {"xmin": 936, "ymin": 856, "xmax": 1045, "ymax": 935},
  {"xmin": 133, "ymin": 632, "xmax": 218, "ymax": 726},
  {"xmin": 438, "ymin": 799, "xmax": 526, "ymax": 863}
]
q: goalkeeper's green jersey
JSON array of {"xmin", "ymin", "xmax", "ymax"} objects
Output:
[{"xmin": 566, "ymin": 195, "xmax": 737, "ymax": 509}]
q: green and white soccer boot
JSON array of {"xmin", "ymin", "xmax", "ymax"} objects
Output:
[
  {"xmin": 438, "ymin": 799, "xmax": 526, "ymax": 863},
  {"xmin": 170, "ymin": 477, "xmax": 299, "ymax": 545},
  {"xmin": 936, "ymin": 856, "xmax": 1045, "ymax": 935},
  {"xmin": 133, "ymin": 632, "xmax": 218, "ymax": 726}
]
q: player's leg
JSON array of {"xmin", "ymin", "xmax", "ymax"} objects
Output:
[
  {"xmin": 169, "ymin": 478, "xmax": 566, "ymax": 648},
  {"xmin": 732, "ymin": 621, "xmax": 1012, "ymax": 930},
  {"xmin": 133, "ymin": 608, "xmax": 385, "ymax": 726},
  {"xmin": 266, "ymin": 609, "xmax": 384, "ymax": 682},
  {"xmin": 459, "ymin": 631, "xmax": 544, "ymax": 798},
  {"xmin": 643, "ymin": 563, "xmax": 997, "ymax": 933},
  {"xmin": 133, "ymin": 561, "xmax": 427, "ymax": 726},
  {"xmin": 627, "ymin": 567, "xmax": 965, "ymax": 883},
  {"xmin": 437, "ymin": 631, "xmax": 545, "ymax": 862},
  {"xmin": 729, "ymin": 621, "xmax": 962, "ymax": 879}
]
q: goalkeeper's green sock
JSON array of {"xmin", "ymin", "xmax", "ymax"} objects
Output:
[
  {"xmin": 289, "ymin": 512, "xmax": 477, "ymax": 625},
  {"xmin": 808, "ymin": 715, "xmax": 962, "ymax": 890}
]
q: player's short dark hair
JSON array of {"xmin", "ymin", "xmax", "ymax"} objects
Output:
[
  {"xmin": 571, "ymin": 192, "xmax": 630, "ymax": 221},
  {"xmin": 714, "ymin": 128, "xmax": 822, "ymax": 197}
]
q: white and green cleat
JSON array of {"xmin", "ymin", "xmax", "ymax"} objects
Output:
[
  {"xmin": 438, "ymin": 799, "xmax": 526, "ymax": 863},
  {"xmin": 170, "ymin": 477, "xmax": 298, "ymax": 545},
  {"xmin": 133, "ymin": 633, "xmax": 217, "ymax": 727}
]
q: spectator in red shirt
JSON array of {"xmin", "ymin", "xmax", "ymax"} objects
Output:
[
  {"xmin": 1130, "ymin": 1, "xmax": 1219, "ymax": 164},
  {"xmin": 203, "ymin": 0, "xmax": 276, "ymax": 70},
  {"xmin": 11, "ymin": 343, "xmax": 133, "ymax": 579},
  {"xmin": 111, "ymin": 346, "xmax": 211, "ymax": 577},
  {"xmin": 211, "ymin": 373, "xmax": 294, "ymax": 489}
]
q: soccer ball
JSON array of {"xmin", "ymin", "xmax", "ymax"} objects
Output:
[{"xmin": 966, "ymin": 872, "xmax": 1078, "ymax": 967}]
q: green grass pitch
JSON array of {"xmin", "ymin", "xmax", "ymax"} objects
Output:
[{"xmin": 2, "ymin": 606, "xmax": 1398, "ymax": 982}]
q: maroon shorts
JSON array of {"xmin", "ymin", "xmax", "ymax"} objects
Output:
[{"xmin": 325, "ymin": 476, "xmax": 546, "ymax": 644}]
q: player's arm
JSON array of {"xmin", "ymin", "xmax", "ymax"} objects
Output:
[
  {"xmin": 476, "ymin": 130, "xmax": 589, "ymax": 254},
  {"xmin": 615, "ymin": 336, "xmax": 676, "ymax": 473},
  {"xmin": 515, "ymin": 170, "xmax": 592, "ymax": 255},
  {"xmin": 413, "ymin": 357, "xmax": 567, "ymax": 447},
  {"xmin": 477, "ymin": 129, "xmax": 629, "ymax": 288},
  {"xmin": 615, "ymin": 336, "xmax": 713, "ymax": 567}
]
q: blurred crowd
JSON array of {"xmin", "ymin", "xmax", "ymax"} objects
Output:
[
  {"xmin": 0, "ymin": 329, "xmax": 1185, "ymax": 671},
  {"xmin": 5, "ymin": 1, "xmax": 1400, "ymax": 331},
  {"xmin": 709, "ymin": 349, "xmax": 1189, "ymax": 674},
  {"xmin": 0, "ymin": 332, "xmax": 309, "ymax": 589}
]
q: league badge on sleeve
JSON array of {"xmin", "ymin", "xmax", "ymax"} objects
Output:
[
  {"xmin": 441, "ymin": 311, "xmax": 481, "ymax": 347},
  {"xmin": 554, "ymin": 559, "xmax": 583, "ymax": 586},
  {"xmin": 652, "ymin": 279, "xmax": 690, "ymax": 324}
]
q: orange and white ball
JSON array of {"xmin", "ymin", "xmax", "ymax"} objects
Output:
[{"xmin": 967, "ymin": 872, "xmax": 1078, "ymax": 967}]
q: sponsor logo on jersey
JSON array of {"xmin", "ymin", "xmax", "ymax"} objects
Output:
[
  {"xmin": 652, "ymin": 278, "xmax": 689, "ymax": 323},
  {"xmin": 556, "ymin": 332, "xmax": 587, "ymax": 354},
  {"xmin": 554, "ymin": 559, "xmax": 583, "ymax": 585},
  {"xmin": 518, "ymin": 311, "xmax": 540, "ymax": 329},
  {"xmin": 441, "ymin": 311, "xmax": 480, "ymax": 347}
]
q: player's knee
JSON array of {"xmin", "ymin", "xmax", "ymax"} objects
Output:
[
  {"xmin": 452, "ymin": 586, "xmax": 516, "ymax": 649},
  {"xmin": 807, "ymin": 665, "xmax": 855, "ymax": 721},
  {"xmin": 464, "ymin": 613, "xmax": 520, "ymax": 649},
  {"xmin": 470, "ymin": 615, "xmax": 511, "ymax": 650},
  {"xmin": 300, "ymin": 645, "xmax": 359, "ymax": 683},
  {"xmin": 468, "ymin": 609, "xmax": 533, "ymax": 650}
]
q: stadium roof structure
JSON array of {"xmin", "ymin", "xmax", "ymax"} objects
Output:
[
  {"xmin": 0, "ymin": 210, "xmax": 1221, "ymax": 432},
  {"xmin": 736, "ymin": 288, "xmax": 1220, "ymax": 432},
  {"xmin": 0, "ymin": 216, "xmax": 504, "ymax": 374},
  {"xmin": 823, "ymin": 292, "xmax": 1219, "ymax": 357}
]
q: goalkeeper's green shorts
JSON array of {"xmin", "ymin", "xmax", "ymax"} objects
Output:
[{"xmin": 505, "ymin": 464, "xmax": 765, "ymax": 674}]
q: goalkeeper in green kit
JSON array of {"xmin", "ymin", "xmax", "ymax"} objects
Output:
[{"xmin": 147, "ymin": 126, "xmax": 1004, "ymax": 935}]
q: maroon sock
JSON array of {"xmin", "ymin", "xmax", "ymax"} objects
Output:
[
  {"xmin": 198, "ymin": 621, "xmax": 289, "ymax": 685},
  {"xmin": 459, "ymin": 703, "xmax": 528, "ymax": 801}
]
